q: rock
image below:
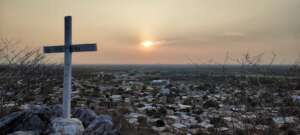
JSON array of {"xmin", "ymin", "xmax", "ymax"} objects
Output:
[
  {"xmin": 0, "ymin": 105, "xmax": 117, "ymax": 135},
  {"xmin": 8, "ymin": 131, "xmax": 38, "ymax": 135},
  {"xmin": 73, "ymin": 108, "xmax": 97, "ymax": 127},
  {"xmin": 0, "ymin": 109, "xmax": 46, "ymax": 134},
  {"xmin": 48, "ymin": 104, "xmax": 63, "ymax": 118},
  {"xmin": 23, "ymin": 104, "xmax": 62, "ymax": 121},
  {"xmin": 84, "ymin": 115, "xmax": 115, "ymax": 135},
  {"xmin": 72, "ymin": 108, "xmax": 115, "ymax": 134},
  {"xmin": 14, "ymin": 114, "xmax": 46, "ymax": 133},
  {"xmin": 50, "ymin": 118, "xmax": 84, "ymax": 135},
  {"xmin": 0, "ymin": 112, "xmax": 25, "ymax": 134}
]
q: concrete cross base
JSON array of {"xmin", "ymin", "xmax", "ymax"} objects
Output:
[{"xmin": 50, "ymin": 118, "xmax": 84, "ymax": 135}]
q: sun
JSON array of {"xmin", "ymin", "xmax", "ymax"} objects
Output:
[{"xmin": 141, "ymin": 41, "xmax": 154, "ymax": 48}]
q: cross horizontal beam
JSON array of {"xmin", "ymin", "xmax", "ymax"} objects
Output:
[
  {"xmin": 44, "ymin": 43, "xmax": 97, "ymax": 53},
  {"xmin": 72, "ymin": 44, "xmax": 97, "ymax": 52}
]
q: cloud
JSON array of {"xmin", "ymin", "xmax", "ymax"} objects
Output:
[
  {"xmin": 152, "ymin": 40, "xmax": 166, "ymax": 45},
  {"xmin": 222, "ymin": 32, "xmax": 246, "ymax": 38},
  {"xmin": 151, "ymin": 38, "xmax": 209, "ymax": 47}
]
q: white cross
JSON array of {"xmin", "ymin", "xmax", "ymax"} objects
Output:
[{"xmin": 44, "ymin": 16, "xmax": 97, "ymax": 118}]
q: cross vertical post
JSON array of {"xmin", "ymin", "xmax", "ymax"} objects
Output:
[
  {"xmin": 43, "ymin": 16, "xmax": 97, "ymax": 119},
  {"xmin": 63, "ymin": 16, "xmax": 72, "ymax": 118}
]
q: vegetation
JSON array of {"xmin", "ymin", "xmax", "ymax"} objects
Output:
[{"xmin": 0, "ymin": 38, "xmax": 63, "ymax": 116}]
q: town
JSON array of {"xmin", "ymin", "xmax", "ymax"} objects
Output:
[{"xmin": 2, "ymin": 64, "xmax": 299, "ymax": 134}]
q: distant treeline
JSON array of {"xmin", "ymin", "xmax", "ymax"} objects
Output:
[{"xmin": 72, "ymin": 64, "xmax": 300, "ymax": 77}]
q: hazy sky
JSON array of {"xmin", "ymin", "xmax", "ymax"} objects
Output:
[{"xmin": 1, "ymin": 0, "xmax": 299, "ymax": 64}]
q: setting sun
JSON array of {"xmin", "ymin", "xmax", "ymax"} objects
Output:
[{"xmin": 141, "ymin": 41, "xmax": 154, "ymax": 48}]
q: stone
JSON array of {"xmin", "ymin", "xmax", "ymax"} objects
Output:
[
  {"xmin": 48, "ymin": 104, "xmax": 63, "ymax": 118},
  {"xmin": 8, "ymin": 131, "xmax": 38, "ymax": 135},
  {"xmin": 0, "ymin": 109, "xmax": 47, "ymax": 134},
  {"xmin": 0, "ymin": 112, "xmax": 25, "ymax": 134},
  {"xmin": 84, "ymin": 115, "xmax": 115, "ymax": 135},
  {"xmin": 24, "ymin": 104, "xmax": 62, "ymax": 121},
  {"xmin": 50, "ymin": 118, "xmax": 84, "ymax": 135},
  {"xmin": 14, "ymin": 114, "xmax": 46, "ymax": 133},
  {"xmin": 1, "ymin": 105, "xmax": 119, "ymax": 135},
  {"xmin": 73, "ymin": 108, "xmax": 97, "ymax": 127}
]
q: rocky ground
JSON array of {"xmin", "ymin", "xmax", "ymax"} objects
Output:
[{"xmin": 0, "ymin": 104, "xmax": 116, "ymax": 135}]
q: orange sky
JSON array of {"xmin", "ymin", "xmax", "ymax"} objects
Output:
[{"xmin": 0, "ymin": 0, "xmax": 299, "ymax": 64}]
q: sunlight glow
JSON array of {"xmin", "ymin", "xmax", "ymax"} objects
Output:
[{"xmin": 141, "ymin": 41, "xmax": 154, "ymax": 48}]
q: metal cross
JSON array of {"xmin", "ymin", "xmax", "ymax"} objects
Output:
[{"xmin": 44, "ymin": 16, "xmax": 97, "ymax": 118}]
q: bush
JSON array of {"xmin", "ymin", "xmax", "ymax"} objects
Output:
[{"xmin": 0, "ymin": 38, "xmax": 62, "ymax": 116}]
